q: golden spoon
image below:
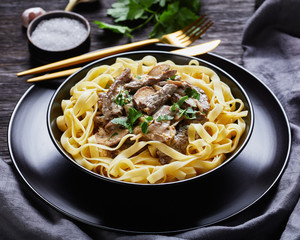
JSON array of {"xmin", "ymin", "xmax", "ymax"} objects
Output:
[{"xmin": 65, "ymin": 0, "xmax": 98, "ymax": 11}]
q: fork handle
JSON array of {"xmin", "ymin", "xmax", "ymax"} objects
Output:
[{"xmin": 17, "ymin": 38, "xmax": 160, "ymax": 77}]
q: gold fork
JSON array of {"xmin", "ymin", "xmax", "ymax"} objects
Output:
[
  {"xmin": 17, "ymin": 15, "xmax": 213, "ymax": 77},
  {"xmin": 160, "ymin": 15, "xmax": 213, "ymax": 47}
]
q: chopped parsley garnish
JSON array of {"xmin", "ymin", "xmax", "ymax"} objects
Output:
[
  {"xmin": 171, "ymin": 96, "xmax": 188, "ymax": 111},
  {"xmin": 171, "ymin": 95, "xmax": 198, "ymax": 120},
  {"xmin": 111, "ymin": 117, "xmax": 130, "ymax": 130},
  {"xmin": 184, "ymin": 107, "xmax": 198, "ymax": 119},
  {"xmin": 111, "ymin": 107, "xmax": 142, "ymax": 133},
  {"xmin": 185, "ymin": 88, "xmax": 200, "ymax": 100},
  {"xmin": 156, "ymin": 115, "xmax": 174, "ymax": 121},
  {"xmin": 128, "ymin": 107, "xmax": 143, "ymax": 127},
  {"xmin": 140, "ymin": 116, "xmax": 153, "ymax": 134},
  {"xmin": 177, "ymin": 107, "xmax": 197, "ymax": 119},
  {"xmin": 114, "ymin": 89, "xmax": 132, "ymax": 106},
  {"xmin": 111, "ymin": 88, "xmax": 202, "ymax": 135},
  {"xmin": 108, "ymin": 132, "xmax": 118, "ymax": 140},
  {"xmin": 168, "ymin": 74, "xmax": 177, "ymax": 81}
]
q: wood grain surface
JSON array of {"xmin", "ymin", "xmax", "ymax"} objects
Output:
[{"xmin": 0, "ymin": 0, "xmax": 255, "ymax": 162}]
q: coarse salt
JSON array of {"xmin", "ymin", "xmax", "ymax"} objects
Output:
[{"xmin": 31, "ymin": 17, "xmax": 88, "ymax": 51}]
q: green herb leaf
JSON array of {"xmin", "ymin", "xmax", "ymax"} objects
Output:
[
  {"xmin": 184, "ymin": 107, "xmax": 198, "ymax": 119},
  {"xmin": 127, "ymin": 107, "xmax": 143, "ymax": 132},
  {"xmin": 111, "ymin": 107, "xmax": 142, "ymax": 133},
  {"xmin": 168, "ymin": 74, "xmax": 177, "ymax": 81},
  {"xmin": 156, "ymin": 115, "xmax": 174, "ymax": 121},
  {"xmin": 140, "ymin": 122, "xmax": 148, "ymax": 134},
  {"xmin": 178, "ymin": 108, "xmax": 187, "ymax": 118},
  {"xmin": 136, "ymin": 0, "xmax": 160, "ymax": 9},
  {"xmin": 158, "ymin": 0, "xmax": 166, "ymax": 7},
  {"xmin": 149, "ymin": 1, "xmax": 199, "ymax": 38},
  {"xmin": 140, "ymin": 116, "xmax": 153, "ymax": 134},
  {"xmin": 128, "ymin": 107, "xmax": 143, "ymax": 125},
  {"xmin": 181, "ymin": 0, "xmax": 201, "ymax": 13},
  {"xmin": 107, "ymin": 1, "xmax": 129, "ymax": 22},
  {"xmin": 177, "ymin": 95, "xmax": 189, "ymax": 107},
  {"xmin": 171, "ymin": 95, "xmax": 189, "ymax": 111},
  {"xmin": 114, "ymin": 89, "xmax": 132, "ymax": 106},
  {"xmin": 127, "ymin": 0, "xmax": 147, "ymax": 20},
  {"xmin": 108, "ymin": 132, "xmax": 119, "ymax": 140},
  {"xmin": 95, "ymin": 0, "xmax": 201, "ymax": 39},
  {"xmin": 177, "ymin": 107, "xmax": 198, "ymax": 119},
  {"xmin": 185, "ymin": 88, "xmax": 200, "ymax": 100},
  {"xmin": 171, "ymin": 95, "xmax": 199, "ymax": 120},
  {"xmin": 94, "ymin": 21, "xmax": 133, "ymax": 38},
  {"xmin": 111, "ymin": 117, "xmax": 130, "ymax": 129}
]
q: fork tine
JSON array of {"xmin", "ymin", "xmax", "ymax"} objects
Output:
[
  {"xmin": 161, "ymin": 15, "xmax": 213, "ymax": 47},
  {"xmin": 179, "ymin": 20, "xmax": 214, "ymax": 46},
  {"xmin": 189, "ymin": 21, "xmax": 214, "ymax": 41},
  {"xmin": 181, "ymin": 20, "xmax": 213, "ymax": 41},
  {"xmin": 178, "ymin": 16, "xmax": 211, "ymax": 40},
  {"xmin": 172, "ymin": 15, "xmax": 206, "ymax": 36}
]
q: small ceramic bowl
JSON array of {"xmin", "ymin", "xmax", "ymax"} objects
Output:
[{"xmin": 27, "ymin": 10, "xmax": 90, "ymax": 62}]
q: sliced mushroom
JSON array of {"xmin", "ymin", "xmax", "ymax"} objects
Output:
[
  {"xmin": 143, "ymin": 64, "xmax": 177, "ymax": 86},
  {"xmin": 133, "ymin": 86, "xmax": 155, "ymax": 111}
]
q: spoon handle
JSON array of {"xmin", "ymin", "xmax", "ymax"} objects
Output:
[
  {"xmin": 65, "ymin": 0, "xmax": 78, "ymax": 11},
  {"xmin": 18, "ymin": 38, "xmax": 160, "ymax": 77}
]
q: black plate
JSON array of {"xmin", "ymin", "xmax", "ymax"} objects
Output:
[{"xmin": 8, "ymin": 47, "xmax": 291, "ymax": 233}]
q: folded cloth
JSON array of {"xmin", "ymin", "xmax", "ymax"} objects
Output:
[{"xmin": 1, "ymin": 0, "xmax": 300, "ymax": 239}]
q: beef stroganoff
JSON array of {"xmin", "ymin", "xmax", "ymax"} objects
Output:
[{"xmin": 56, "ymin": 56, "xmax": 248, "ymax": 183}]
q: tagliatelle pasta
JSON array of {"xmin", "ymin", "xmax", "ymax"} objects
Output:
[{"xmin": 56, "ymin": 56, "xmax": 248, "ymax": 184}]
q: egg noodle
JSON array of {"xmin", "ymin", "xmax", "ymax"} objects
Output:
[{"xmin": 56, "ymin": 56, "xmax": 248, "ymax": 184}]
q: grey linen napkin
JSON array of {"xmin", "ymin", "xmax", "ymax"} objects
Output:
[{"xmin": 1, "ymin": 0, "xmax": 300, "ymax": 239}]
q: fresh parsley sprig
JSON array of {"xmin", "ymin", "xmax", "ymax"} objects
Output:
[
  {"xmin": 108, "ymin": 132, "xmax": 119, "ymax": 140},
  {"xmin": 114, "ymin": 89, "xmax": 132, "ymax": 106},
  {"xmin": 183, "ymin": 107, "xmax": 198, "ymax": 119},
  {"xmin": 171, "ymin": 95, "xmax": 188, "ymax": 111},
  {"xmin": 111, "ymin": 107, "xmax": 142, "ymax": 133},
  {"xmin": 110, "ymin": 117, "xmax": 130, "ymax": 130},
  {"xmin": 185, "ymin": 88, "xmax": 201, "ymax": 100},
  {"xmin": 140, "ymin": 116, "xmax": 153, "ymax": 134},
  {"xmin": 171, "ymin": 95, "xmax": 198, "ymax": 120},
  {"xmin": 94, "ymin": 0, "xmax": 201, "ymax": 38},
  {"xmin": 128, "ymin": 107, "xmax": 143, "ymax": 130},
  {"xmin": 156, "ymin": 115, "xmax": 174, "ymax": 121}
]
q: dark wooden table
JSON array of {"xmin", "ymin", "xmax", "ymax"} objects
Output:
[{"xmin": 0, "ymin": 0, "xmax": 255, "ymax": 231}]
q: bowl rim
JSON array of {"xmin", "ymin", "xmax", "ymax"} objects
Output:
[
  {"xmin": 27, "ymin": 10, "xmax": 91, "ymax": 53},
  {"xmin": 47, "ymin": 50, "xmax": 254, "ymax": 187}
]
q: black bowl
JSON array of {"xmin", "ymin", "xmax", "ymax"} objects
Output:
[
  {"xmin": 27, "ymin": 10, "xmax": 90, "ymax": 63},
  {"xmin": 47, "ymin": 51, "xmax": 254, "ymax": 187}
]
